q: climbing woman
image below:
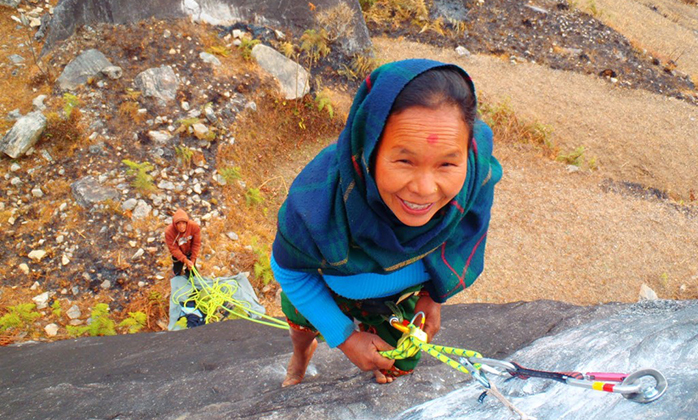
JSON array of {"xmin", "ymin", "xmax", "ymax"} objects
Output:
[{"xmin": 271, "ymin": 59, "xmax": 502, "ymax": 386}]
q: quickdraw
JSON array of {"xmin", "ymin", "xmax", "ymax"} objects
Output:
[{"xmin": 380, "ymin": 312, "xmax": 668, "ymax": 419}]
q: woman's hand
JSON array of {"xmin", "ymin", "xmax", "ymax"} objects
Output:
[
  {"xmin": 337, "ymin": 331, "xmax": 395, "ymax": 372},
  {"xmin": 414, "ymin": 293, "xmax": 441, "ymax": 342}
]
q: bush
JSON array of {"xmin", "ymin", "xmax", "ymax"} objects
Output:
[
  {"xmin": 0, "ymin": 303, "xmax": 41, "ymax": 332},
  {"xmin": 67, "ymin": 303, "xmax": 116, "ymax": 337}
]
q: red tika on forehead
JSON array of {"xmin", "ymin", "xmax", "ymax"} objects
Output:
[{"xmin": 426, "ymin": 134, "xmax": 439, "ymax": 144}]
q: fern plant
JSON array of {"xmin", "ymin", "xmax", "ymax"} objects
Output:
[
  {"xmin": 245, "ymin": 188, "xmax": 264, "ymax": 206},
  {"xmin": 239, "ymin": 38, "xmax": 261, "ymax": 60},
  {"xmin": 119, "ymin": 311, "xmax": 147, "ymax": 333},
  {"xmin": 315, "ymin": 90, "xmax": 334, "ymax": 119},
  {"xmin": 63, "ymin": 93, "xmax": 79, "ymax": 118},
  {"xmin": 220, "ymin": 167, "xmax": 242, "ymax": 184},
  {"xmin": 0, "ymin": 303, "xmax": 41, "ymax": 331},
  {"xmin": 66, "ymin": 303, "xmax": 116, "ymax": 337},
  {"xmin": 122, "ymin": 159, "xmax": 157, "ymax": 194}
]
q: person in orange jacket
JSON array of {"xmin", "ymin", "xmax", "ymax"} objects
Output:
[{"xmin": 164, "ymin": 208, "xmax": 201, "ymax": 277}]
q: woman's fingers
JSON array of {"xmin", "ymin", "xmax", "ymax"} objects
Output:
[{"xmin": 338, "ymin": 331, "xmax": 395, "ymax": 371}]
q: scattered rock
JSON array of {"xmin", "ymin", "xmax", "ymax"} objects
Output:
[
  {"xmin": 100, "ymin": 280, "xmax": 111, "ymax": 290},
  {"xmin": 32, "ymin": 95, "xmax": 47, "ymax": 111},
  {"xmin": 44, "ymin": 324, "xmax": 59, "ymax": 337},
  {"xmin": 122, "ymin": 198, "xmax": 138, "ymax": 211},
  {"xmin": 19, "ymin": 263, "xmax": 29, "ymax": 275},
  {"xmin": 71, "ymin": 176, "xmax": 119, "ymax": 208},
  {"xmin": 0, "ymin": 111, "xmax": 47, "ymax": 159},
  {"xmin": 8, "ymin": 54, "xmax": 24, "ymax": 64},
  {"xmin": 199, "ymin": 52, "xmax": 221, "ymax": 66},
  {"xmin": 132, "ymin": 200, "xmax": 152, "ymax": 220},
  {"xmin": 147, "ymin": 130, "xmax": 172, "ymax": 143},
  {"xmin": 100, "ymin": 65, "xmax": 123, "ymax": 80},
  {"xmin": 226, "ymin": 232, "xmax": 239, "ymax": 241},
  {"xmin": 157, "ymin": 180, "xmax": 176, "ymax": 190},
  {"xmin": 62, "ymin": 255, "xmax": 70, "ymax": 266},
  {"xmin": 192, "ymin": 123, "xmax": 209, "ymax": 139},
  {"xmin": 639, "ymin": 283, "xmax": 658, "ymax": 301},
  {"xmin": 455, "ymin": 46, "xmax": 471, "ymax": 57},
  {"xmin": 251, "ymin": 44, "xmax": 310, "ymax": 100},
  {"xmin": 132, "ymin": 248, "xmax": 145, "ymax": 259},
  {"xmin": 28, "ymin": 250, "xmax": 47, "ymax": 262},
  {"xmin": 134, "ymin": 65, "xmax": 180, "ymax": 105},
  {"xmin": 32, "ymin": 291, "xmax": 50, "ymax": 309},
  {"xmin": 31, "ymin": 187, "xmax": 44, "ymax": 198},
  {"xmin": 66, "ymin": 305, "xmax": 81, "ymax": 319},
  {"xmin": 56, "ymin": 49, "xmax": 114, "ymax": 90},
  {"xmin": 10, "ymin": 163, "xmax": 20, "ymax": 172}
]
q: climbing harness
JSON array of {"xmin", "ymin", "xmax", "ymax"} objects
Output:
[
  {"xmin": 171, "ymin": 267, "xmax": 289, "ymax": 330},
  {"xmin": 379, "ymin": 312, "xmax": 668, "ymax": 420}
]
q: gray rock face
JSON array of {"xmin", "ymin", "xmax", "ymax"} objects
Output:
[
  {"xmin": 41, "ymin": 0, "xmax": 371, "ymax": 55},
  {"xmin": 134, "ymin": 65, "xmax": 179, "ymax": 105},
  {"xmin": 0, "ymin": 111, "xmax": 47, "ymax": 159},
  {"xmin": 71, "ymin": 176, "xmax": 119, "ymax": 208},
  {"xmin": 56, "ymin": 49, "xmax": 114, "ymax": 90},
  {"xmin": 251, "ymin": 44, "xmax": 310, "ymax": 100},
  {"xmin": 4, "ymin": 301, "xmax": 693, "ymax": 420},
  {"xmin": 397, "ymin": 300, "xmax": 697, "ymax": 420}
]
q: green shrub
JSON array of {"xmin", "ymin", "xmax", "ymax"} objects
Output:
[
  {"xmin": 245, "ymin": 188, "xmax": 264, "ymax": 206},
  {"xmin": 122, "ymin": 159, "xmax": 157, "ymax": 194},
  {"xmin": 220, "ymin": 167, "xmax": 242, "ymax": 184},
  {"xmin": 119, "ymin": 311, "xmax": 147, "ymax": 333},
  {"xmin": 300, "ymin": 29, "xmax": 331, "ymax": 64},
  {"xmin": 239, "ymin": 38, "xmax": 260, "ymax": 60},
  {"xmin": 175, "ymin": 145, "xmax": 193, "ymax": 167},
  {"xmin": 0, "ymin": 303, "xmax": 41, "ymax": 331},
  {"xmin": 67, "ymin": 303, "xmax": 116, "ymax": 337},
  {"xmin": 51, "ymin": 301, "xmax": 62, "ymax": 318}
]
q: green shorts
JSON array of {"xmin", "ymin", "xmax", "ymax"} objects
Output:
[{"xmin": 281, "ymin": 284, "xmax": 424, "ymax": 373}]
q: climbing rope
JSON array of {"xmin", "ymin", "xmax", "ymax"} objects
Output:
[{"xmin": 171, "ymin": 267, "xmax": 289, "ymax": 330}]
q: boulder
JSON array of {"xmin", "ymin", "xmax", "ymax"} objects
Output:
[
  {"xmin": 1, "ymin": 301, "xmax": 694, "ymax": 420},
  {"xmin": 71, "ymin": 176, "xmax": 119, "ymax": 208},
  {"xmin": 41, "ymin": 0, "xmax": 371, "ymax": 56},
  {"xmin": 56, "ymin": 49, "xmax": 114, "ymax": 90},
  {"xmin": 0, "ymin": 111, "xmax": 47, "ymax": 159},
  {"xmin": 134, "ymin": 65, "xmax": 179, "ymax": 105},
  {"xmin": 251, "ymin": 44, "xmax": 310, "ymax": 100}
]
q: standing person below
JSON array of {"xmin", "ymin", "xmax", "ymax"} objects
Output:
[
  {"xmin": 165, "ymin": 208, "xmax": 201, "ymax": 277},
  {"xmin": 271, "ymin": 59, "xmax": 502, "ymax": 386}
]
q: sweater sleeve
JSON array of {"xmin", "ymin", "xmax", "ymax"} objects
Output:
[{"xmin": 271, "ymin": 254, "xmax": 355, "ymax": 348}]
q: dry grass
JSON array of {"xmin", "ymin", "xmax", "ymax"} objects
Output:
[{"xmin": 0, "ymin": 6, "xmax": 54, "ymax": 134}]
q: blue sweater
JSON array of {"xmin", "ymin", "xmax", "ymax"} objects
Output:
[{"xmin": 270, "ymin": 254, "xmax": 430, "ymax": 347}]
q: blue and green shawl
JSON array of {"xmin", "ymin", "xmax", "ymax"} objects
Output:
[{"xmin": 272, "ymin": 59, "xmax": 502, "ymax": 303}]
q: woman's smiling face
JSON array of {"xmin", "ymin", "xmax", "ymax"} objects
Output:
[{"xmin": 374, "ymin": 104, "xmax": 469, "ymax": 227}]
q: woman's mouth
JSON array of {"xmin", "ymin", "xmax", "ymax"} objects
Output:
[{"xmin": 400, "ymin": 198, "xmax": 433, "ymax": 213}]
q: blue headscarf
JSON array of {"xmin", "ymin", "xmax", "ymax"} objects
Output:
[{"xmin": 273, "ymin": 59, "xmax": 502, "ymax": 303}]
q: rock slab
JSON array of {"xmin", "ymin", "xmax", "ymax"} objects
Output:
[
  {"xmin": 56, "ymin": 49, "xmax": 114, "ymax": 90},
  {"xmin": 4, "ymin": 300, "xmax": 687, "ymax": 420},
  {"xmin": 251, "ymin": 44, "xmax": 310, "ymax": 100}
]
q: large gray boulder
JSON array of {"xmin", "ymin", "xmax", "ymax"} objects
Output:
[
  {"xmin": 251, "ymin": 44, "xmax": 311, "ymax": 100},
  {"xmin": 56, "ymin": 49, "xmax": 114, "ymax": 90},
  {"xmin": 134, "ymin": 65, "xmax": 180, "ymax": 105},
  {"xmin": 71, "ymin": 176, "xmax": 120, "ymax": 208},
  {"xmin": 41, "ymin": 0, "xmax": 371, "ymax": 56},
  {"xmin": 0, "ymin": 111, "xmax": 46, "ymax": 159},
  {"xmin": 1, "ymin": 300, "xmax": 692, "ymax": 420}
]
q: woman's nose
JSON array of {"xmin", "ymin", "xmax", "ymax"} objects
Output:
[{"xmin": 407, "ymin": 172, "xmax": 437, "ymax": 196}]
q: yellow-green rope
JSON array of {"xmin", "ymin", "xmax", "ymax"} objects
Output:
[{"xmin": 171, "ymin": 267, "xmax": 289, "ymax": 330}]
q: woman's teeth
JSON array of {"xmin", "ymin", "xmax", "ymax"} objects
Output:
[{"xmin": 403, "ymin": 200, "xmax": 430, "ymax": 210}]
